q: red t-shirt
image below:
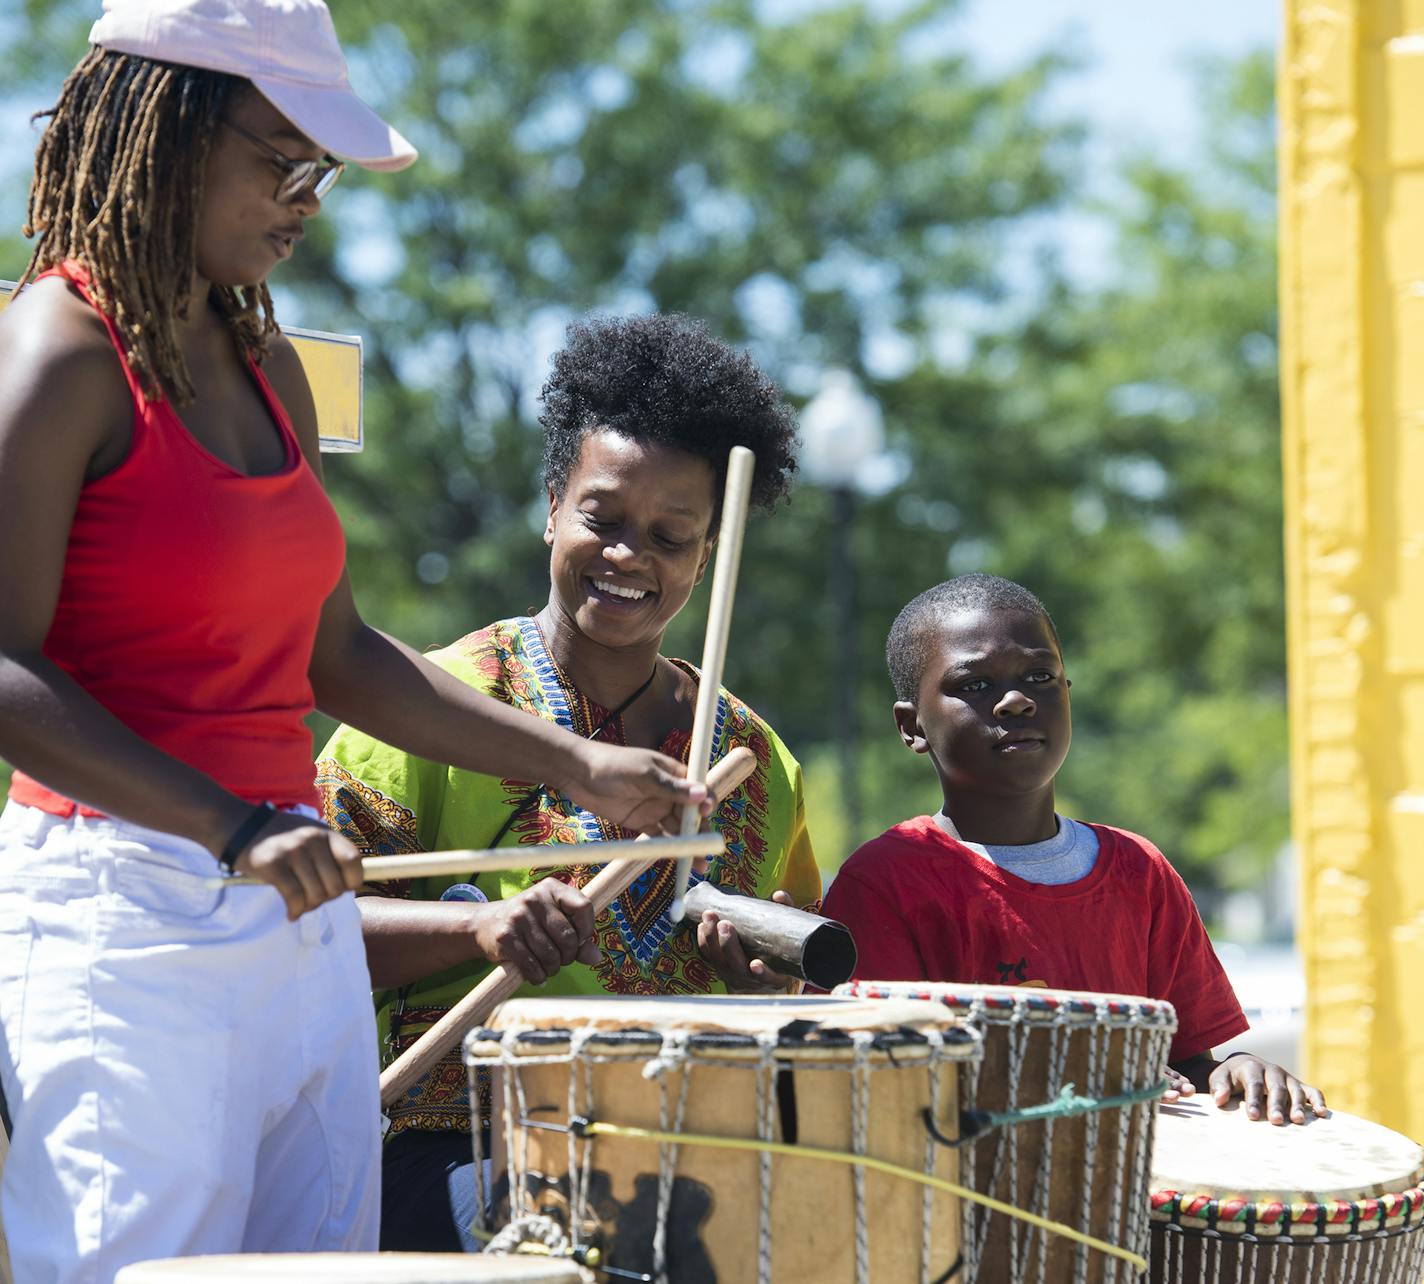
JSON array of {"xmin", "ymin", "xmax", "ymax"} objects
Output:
[{"xmin": 820, "ymin": 816, "xmax": 1248, "ymax": 1062}]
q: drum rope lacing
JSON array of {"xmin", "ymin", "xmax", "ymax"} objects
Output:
[
  {"xmin": 472, "ymin": 1022, "xmax": 1150, "ymax": 1279},
  {"xmin": 922, "ymin": 1029, "xmax": 946, "ymax": 1284},
  {"xmin": 944, "ymin": 988, "xmax": 1172, "ymax": 1284}
]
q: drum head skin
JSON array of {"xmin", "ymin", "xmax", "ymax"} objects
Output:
[
  {"xmin": 484, "ymin": 993, "xmax": 973, "ymax": 1038},
  {"xmin": 114, "ymin": 1254, "xmax": 584, "ymax": 1283},
  {"xmin": 1153, "ymin": 1098, "xmax": 1424, "ymax": 1203}
]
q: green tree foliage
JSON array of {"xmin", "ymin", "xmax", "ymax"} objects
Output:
[
  {"xmin": 261, "ymin": 0, "xmax": 1086, "ymax": 860},
  {"xmin": 936, "ymin": 52, "xmax": 1286, "ymax": 893},
  {"xmin": 1, "ymin": 7, "xmax": 1284, "ymax": 898}
]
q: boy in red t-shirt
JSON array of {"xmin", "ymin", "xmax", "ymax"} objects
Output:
[{"xmin": 822, "ymin": 573, "xmax": 1325, "ymax": 1126}]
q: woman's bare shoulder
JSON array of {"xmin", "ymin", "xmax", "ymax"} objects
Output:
[
  {"xmin": 1, "ymin": 276, "xmax": 125, "ymax": 381},
  {"xmin": 0, "ymin": 276, "xmax": 131, "ymax": 457}
]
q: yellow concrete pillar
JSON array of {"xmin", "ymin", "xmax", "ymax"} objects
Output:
[{"xmin": 1280, "ymin": 0, "xmax": 1424, "ymax": 1134}]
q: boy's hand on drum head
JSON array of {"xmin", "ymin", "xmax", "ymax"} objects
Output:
[
  {"xmin": 470, "ymin": 879, "xmax": 601, "ymax": 984},
  {"xmin": 695, "ymin": 890, "xmax": 799, "ymax": 994},
  {"xmin": 1211, "ymin": 1052, "xmax": 1328, "ymax": 1126}
]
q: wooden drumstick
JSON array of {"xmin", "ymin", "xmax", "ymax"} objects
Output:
[
  {"xmin": 670, "ymin": 445, "xmax": 755, "ymax": 922},
  {"xmin": 211, "ymin": 832, "xmax": 724, "ymax": 888},
  {"xmin": 378, "ymin": 745, "xmax": 756, "ymax": 1109}
]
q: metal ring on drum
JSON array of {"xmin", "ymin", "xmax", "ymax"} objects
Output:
[
  {"xmin": 836, "ymin": 979, "xmax": 1177, "ymax": 1284},
  {"xmin": 464, "ymin": 993, "xmax": 983, "ymax": 1284},
  {"xmin": 1149, "ymin": 1096, "xmax": 1424, "ymax": 1283},
  {"xmin": 113, "ymin": 1255, "xmax": 585, "ymax": 1282}
]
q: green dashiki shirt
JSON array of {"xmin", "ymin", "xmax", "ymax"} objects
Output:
[{"xmin": 316, "ymin": 615, "xmax": 821, "ymax": 1138}]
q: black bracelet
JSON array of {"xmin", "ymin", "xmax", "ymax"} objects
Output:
[{"xmin": 219, "ymin": 802, "xmax": 277, "ymax": 872}]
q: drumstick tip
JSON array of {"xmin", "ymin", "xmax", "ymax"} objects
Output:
[{"xmin": 670, "ymin": 857, "xmax": 691, "ymax": 921}]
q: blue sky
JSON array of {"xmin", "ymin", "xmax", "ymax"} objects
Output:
[
  {"xmin": 2, "ymin": 2, "xmax": 1279, "ymax": 289},
  {"xmin": 958, "ymin": 0, "xmax": 1278, "ymax": 162},
  {"xmin": 952, "ymin": 0, "xmax": 1279, "ymax": 294}
]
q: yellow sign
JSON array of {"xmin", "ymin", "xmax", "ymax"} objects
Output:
[
  {"xmin": 282, "ymin": 324, "xmax": 363, "ymax": 453},
  {"xmin": 0, "ymin": 279, "xmax": 362, "ymax": 452}
]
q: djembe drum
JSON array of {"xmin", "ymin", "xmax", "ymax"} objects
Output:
[
  {"xmin": 114, "ymin": 1256, "xmax": 584, "ymax": 1282},
  {"xmin": 464, "ymin": 994, "xmax": 982, "ymax": 1283},
  {"xmin": 1149, "ymin": 1096, "xmax": 1424, "ymax": 1283},
  {"xmin": 837, "ymin": 981, "xmax": 1175, "ymax": 1284}
]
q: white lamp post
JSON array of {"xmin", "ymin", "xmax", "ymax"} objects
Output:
[
  {"xmin": 799, "ymin": 370, "xmax": 885, "ymax": 850},
  {"xmin": 800, "ymin": 370, "xmax": 886, "ymax": 490}
]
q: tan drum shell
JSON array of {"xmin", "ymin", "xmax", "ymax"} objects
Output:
[
  {"xmin": 1149, "ymin": 1097, "xmax": 1424, "ymax": 1284},
  {"xmin": 114, "ymin": 1254, "xmax": 584, "ymax": 1282},
  {"xmin": 838, "ymin": 980, "xmax": 1176, "ymax": 1284},
  {"xmin": 468, "ymin": 995, "xmax": 981, "ymax": 1284}
]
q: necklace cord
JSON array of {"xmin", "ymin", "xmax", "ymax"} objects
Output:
[{"xmin": 387, "ymin": 662, "xmax": 661, "ymax": 1057}]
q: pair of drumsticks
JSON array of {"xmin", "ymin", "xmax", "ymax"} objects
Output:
[{"xmin": 377, "ymin": 446, "xmax": 758, "ymax": 1108}]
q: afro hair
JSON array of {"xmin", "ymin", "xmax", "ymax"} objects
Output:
[{"xmin": 540, "ymin": 312, "xmax": 798, "ymax": 521}]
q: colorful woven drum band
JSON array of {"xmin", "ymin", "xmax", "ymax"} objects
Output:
[
  {"xmin": 841, "ymin": 980, "xmax": 1178, "ymax": 1029},
  {"xmin": 1150, "ymin": 1184, "xmax": 1424, "ymax": 1239}
]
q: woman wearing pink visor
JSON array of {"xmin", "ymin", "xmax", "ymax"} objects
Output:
[{"xmin": 0, "ymin": 2, "xmax": 711, "ymax": 1278}]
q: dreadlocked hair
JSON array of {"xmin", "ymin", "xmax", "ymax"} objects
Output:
[{"xmin": 21, "ymin": 48, "xmax": 278, "ymax": 405}]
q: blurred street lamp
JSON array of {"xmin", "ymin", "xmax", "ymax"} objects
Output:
[{"xmin": 799, "ymin": 370, "xmax": 885, "ymax": 854}]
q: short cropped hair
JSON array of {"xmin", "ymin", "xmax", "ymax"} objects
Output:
[
  {"xmin": 539, "ymin": 313, "xmax": 798, "ymax": 522},
  {"xmin": 886, "ymin": 573, "xmax": 1061, "ymax": 702}
]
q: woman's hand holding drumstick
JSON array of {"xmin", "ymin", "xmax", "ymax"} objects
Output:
[{"xmin": 378, "ymin": 745, "xmax": 756, "ymax": 1109}]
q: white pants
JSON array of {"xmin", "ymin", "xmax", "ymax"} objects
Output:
[{"xmin": 0, "ymin": 802, "xmax": 381, "ymax": 1284}]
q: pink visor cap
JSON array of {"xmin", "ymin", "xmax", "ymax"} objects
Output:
[{"xmin": 89, "ymin": 0, "xmax": 417, "ymax": 172}]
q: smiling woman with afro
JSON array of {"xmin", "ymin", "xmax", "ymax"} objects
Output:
[{"xmin": 315, "ymin": 309, "xmax": 822, "ymax": 1253}]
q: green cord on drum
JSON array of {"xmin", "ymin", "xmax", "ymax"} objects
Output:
[{"xmin": 944, "ymin": 1078, "xmax": 1170, "ymax": 1145}]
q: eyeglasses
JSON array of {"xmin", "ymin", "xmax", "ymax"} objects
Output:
[{"xmin": 222, "ymin": 119, "xmax": 345, "ymax": 205}]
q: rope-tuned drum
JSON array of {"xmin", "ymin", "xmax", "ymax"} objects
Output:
[
  {"xmin": 837, "ymin": 981, "xmax": 1175, "ymax": 1284},
  {"xmin": 464, "ymin": 994, "xmax": 982, "ymax": 1283},
  {"xmin": 1149, "ymin": 1096, "xmax": 1424, "ymax": 1283}
]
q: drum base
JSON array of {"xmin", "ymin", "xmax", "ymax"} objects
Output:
[{"xmin": 1150, "ymin": 1221, "xmax": 1424, "ymax": 1284}]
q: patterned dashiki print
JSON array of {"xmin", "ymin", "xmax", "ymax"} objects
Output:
[{"xmin": 316, "ymin": 616, "xmax": 820, "ymax": 1137}]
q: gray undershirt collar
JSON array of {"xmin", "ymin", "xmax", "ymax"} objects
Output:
[{"xmin": 934, "ymin": 811, "xmax": 1101, "ymax": 886}]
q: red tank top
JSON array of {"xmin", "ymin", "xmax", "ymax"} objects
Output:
[{"xmin": 10, "ymin": 262, "xmax": 346, "ymax": 816}]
